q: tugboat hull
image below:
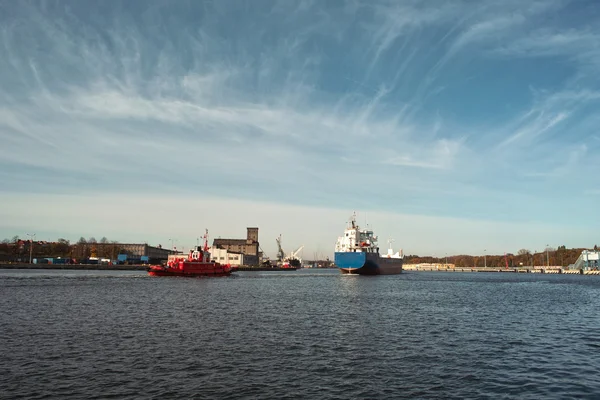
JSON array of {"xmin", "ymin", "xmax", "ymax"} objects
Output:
[
  {"xmin": 147, "ymin": 248, "xmax": 234, "ymax": 278},
  {"xmin": 147, "ymin": 266, "xmax": 232, "ymax": 277},
  {"xmin": 149, "ymin": 231, "xmax": 236, "ymax": 278}
]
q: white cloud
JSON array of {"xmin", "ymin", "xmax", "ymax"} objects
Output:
[
  {"xmin": 383, "ymin": 138, "xmax": 463, "ymax": 169},
  {"xmin": 385, "ymin": 156, "xmax": 444, "ymax": 169},
  {"xmin": 523, "ymin": 144, "xmax": 587, "ymax": 178},
  {"xmin": 367, "ymin": 2, "xmax": 461, "ymax": 69},
  {"xmin": 499, "ymin": 111, "xmax": 570, "ymax": 147},
  {"xmin": 451, "ymin": 13, "xmax": 526, "ymax": 53},
  {"xmin": 493, "ymin": 29, "xmax": 600, "ymax": 59},
  {"xmin": 1, "ymin": 0, "xmax": 599, "ymax": 254},
  {"xmin": 494, "ymin": 87, "xmax": 600, "ymax": 150}
]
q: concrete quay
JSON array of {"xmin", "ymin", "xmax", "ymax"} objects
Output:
[
  {"xmin": 236, "ymin": 266, "xmax": 298, "ymax": 271},
  {"xmin": 0, "ymin": 264, "xmax": 300, "ymax": 272},
  {"xmin": 0, "ymin": 263, "xmax": 148, "ymax": 271},
  {"xmin": 3, "ymin": 263, "xmax": 598, "ymax": 275},
  {"xmin": 404, "ymin": 264, "xmax": 599, "ymax": 275}
]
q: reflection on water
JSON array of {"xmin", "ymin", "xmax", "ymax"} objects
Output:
[{"xmin": 1, "ymin": 269, "xmax": 599, "ymax": 399}]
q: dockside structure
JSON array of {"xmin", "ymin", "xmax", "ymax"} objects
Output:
[
  {"xmin": 212, "ymin": 227, "xmax": 261, "ymax": 266},
  {"xmin": 72, "ymin": 242, "xmax": 176, "ymax": 263}
]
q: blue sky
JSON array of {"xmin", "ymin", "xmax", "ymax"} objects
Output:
[{"xmin": 1, "ymin": 0, "xmax": 599, "ymax": 258}]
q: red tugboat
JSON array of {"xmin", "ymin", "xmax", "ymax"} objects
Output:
[{"xmin": 147, "ymin": 231, "xmax": 235, "ymax": 277}]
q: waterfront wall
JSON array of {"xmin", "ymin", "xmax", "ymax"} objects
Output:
[
  {"xmin": 403, "ymin": 264, "xmax": 600, "ymax": 275},
  {"xmin": 0, "ymin": 263, "xmax": 147, "ymax": 271},
  {"xmin": 0, "ymin": 263, "xmax": 301, "ymax": 272},
  {"xmin": 3, "ymin": 263, "xmax": 598, "ymax": 275}
]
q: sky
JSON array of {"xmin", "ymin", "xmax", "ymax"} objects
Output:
[{"xmin": 1, "ymin": 0, "xmax": 599, "ymax": 259}]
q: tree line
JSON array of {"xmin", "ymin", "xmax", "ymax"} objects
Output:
[
  {"xmin": 2, "ymin": 235, "xmax": 598, "ymax": 266},
  {"xmin": 405, "ymin": 245, "xmax": 598, "ymax": 268},
  {"xmin": 0, "ymin": 236, "xmax": 130, "ymax": 261}
]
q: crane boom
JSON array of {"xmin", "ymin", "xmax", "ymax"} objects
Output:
[
  {"xmin": 276, "ymin": 234, "xmax": 285, "ymax": 261},
  {"xmin": 290, "ymin": 245, "xmax": 304, "ymax": 259}
]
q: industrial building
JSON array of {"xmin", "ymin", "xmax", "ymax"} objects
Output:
[
  {"xmin": 72, "ymin": 242, "xmax": 176, "ymax": 264},
  {"xmin": 571, "ymin": 250, "xmax": 600, "ymax": 270},
  {"xmin": 209, "ymin": 248, "xmax": 244, "ymax": 267},
  {"xmin": 212, "ymin": 227, "xmax": 261, "ymax": 266}
]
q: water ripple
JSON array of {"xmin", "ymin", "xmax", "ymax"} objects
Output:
[{"xmin": 1, "ymin": 269, "xmax": 600, "ymax": 398}]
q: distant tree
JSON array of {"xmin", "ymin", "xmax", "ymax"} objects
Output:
[
  {"xmin": 595, "ymin": 244, "xmax": 598, "ymax": 251},
  {"xmin": 517, "ymin": 249, "xmax": 531, "ymax": 256},
  {"xmin": 100, "ymin": 237, "xmax": 108, "ymax": 244},
  {"xmin": 12, "ymin": 235, "xmax": 19, "ymax": 243},
  {"xmin": 88, "ymin": 237, "xmax": 97, "ymax": 243},
  {"xmin": 52, "ymin": 238, "xmax": 71, "ymax": 257},
  {"xmin": 0, "ymin": 239, "xmax": 9, "ymax": 255},
  {"xmin": 78, "ymin": 237, "xmax": 87, "ymax": 244}
]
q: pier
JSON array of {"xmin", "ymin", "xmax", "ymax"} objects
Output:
[
  {"xmin": 403, "ymin": 264, "xmax": 600, "ymax": 275},
  {"xmin": 2, "ymin": 263, "xmax": 599, "ymax": 275},
  {"xmin": 0, "ymin": 263, "xmax": 148, "ymax": 271},
  {"xmin": 0, "ymin": 263, "xmax": 300, "ymax": 272}
]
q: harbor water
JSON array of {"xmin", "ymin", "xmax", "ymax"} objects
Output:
[{"xmin": 1, "ymin": 269, "xmax": 599, "ymax": 399}]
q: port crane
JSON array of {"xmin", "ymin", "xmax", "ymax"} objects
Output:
[
  {"xmin": 276, "ymin": 234, "xmax": 285, "ymax": 262},
  {"xmin": 275, "ymin": 235, "xmax": 304, "ymax": 268},
  {"xmin": 287, "ymin": 245, "xmax": 304, "ymax": 262}
]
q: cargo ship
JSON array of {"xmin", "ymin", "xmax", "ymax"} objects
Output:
[
  {"xmin": 147, "ymin": 232, "xmax": 234, "ymax": 277},
  {"xmin": 334, "ymin": 213, "xmax": 403, "ymax": 275}
]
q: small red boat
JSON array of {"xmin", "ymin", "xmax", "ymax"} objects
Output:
[{"xmin": 148, "ymin": 231, "xmax": 235, "ymax": 277}]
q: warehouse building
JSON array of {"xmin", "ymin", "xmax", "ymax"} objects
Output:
[
  {"xmin": 209, "ymin": 248, "xmax": 244, "ymax": 266},
  {"xmin": 73, "ymin": 242, "xmax": 176, "ymax": 264},
  {"xmin": 212, "ymin": 227, "xmax": 261, "ymax": 266}
]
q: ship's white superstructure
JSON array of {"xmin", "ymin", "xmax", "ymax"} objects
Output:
[
  {"xmin": 335, "ymin": 213, "xmax": 379, "ymax": 254},
  {"xmin": 383, "ymin": 239, "xmax": 403, "ymax": 259}
]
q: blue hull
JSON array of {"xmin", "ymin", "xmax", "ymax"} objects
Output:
[
  {"xmin": 334, "ymin": 252, "xmax": 380, "ymax": 275},
  {"xmin": 334, "ymin": 252, "xmax": 404, "ymax": 275}
]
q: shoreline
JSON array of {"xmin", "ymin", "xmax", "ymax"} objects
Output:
[
  {"xmin": 0, "ymin": 264, "xmax": 318, "ymax": 272},
  {"xmin": 0, "ymin": 263, "xmax": 148, "ymax": 271},
  {"xmin": 403, "ymin": 265, "xmax": 600, "ymax": 275},
  {"xmin": 2, "ymin": 264, "xmax": 597, "ymax": 275}
]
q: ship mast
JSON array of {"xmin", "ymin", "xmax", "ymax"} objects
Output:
[{"xmin": 203, "ymin": 229, "xmax": 209, "ymax": 252}]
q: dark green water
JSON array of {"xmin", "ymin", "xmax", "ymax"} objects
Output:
[{"xmin": 1, "ymin": 269, "xmax": 599, "ymax": 399}]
